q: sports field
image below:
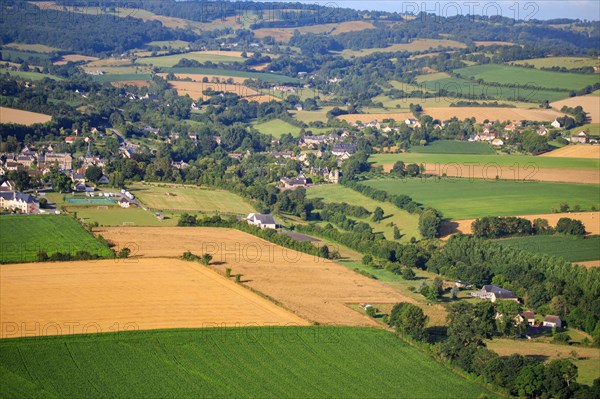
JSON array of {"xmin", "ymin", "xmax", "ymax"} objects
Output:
[
  {"xmin": 455, "ymin": 64, "xmax": 599, "ymax": 91},
  {"xmin": 74, "ymin": 207, "xmax": 179, "ymax": 227},
  {"xmin": 97, "ymin": 227, "xmax": 412, "ymax": 326},
  {"xmin": 0, "ymin": 259, "xmax": 307, "ymax": 338},
  {"xmin": 0, "ymin": 215, "xmax": 114, "ymax": 263},
  {"xmin": 307, "ymin": 185, "xmax": 421, "ymax": 241},
  {"xmin": 362, "ymin": 178, "xmax": 600, "ymax": 219},
  {"xmin": 496, "ymin": 235, "xmax": 600, "ymax": 262},
  {"xmin": 128, "ymin": 184, "xmax": 254, "ymax": 214},
  {"xmin": 409, "ymin": 140, "xmax": 495, "ymax": 154},
  {"xmin": 0, "ymin": 107, "xmax": 52, "ymax": 125},
  {"xmin": 0, "ymin": 327, "xmax": 494, "ymax": 398}
]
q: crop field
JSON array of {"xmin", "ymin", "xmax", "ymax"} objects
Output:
[
  {"xmin": 337, "ymin": 39, "xmax": 467, "ymax": 58},
  {"xmin": 551, "ymin": 94, "xmax": 600, "ymax": 123},
  {"xmin": 362, "ymin": 177, "xmax": 600, "ymax": 219},
  {"xmin": 253, "ymin": 20, "xmax": 375, "ymax": 42},
  {"xmin": 441, "ymin": 211, "xmax": 600, "ymax": 238},
  {"xmin": 487, "ymin": 338, "xmax": 599, "ymax": 386},
  {"xmin": 512, "ymin": 56, "xmax": 600, "ymax": 70},
  {"xmin": 157, "ymin": 72, "xmax": 247, "ymax": 84},
  {"xmin": 409, "ymin": 140, "xmax": 495, "ymax": 154},
  {"xmin": 0, "ymin": 106, "xmax": 52, "ymax": 125},
  {"xmin": 4, "ymin": 43, "xmax": 60, "ymax": 53},
  {"xmin": 307, "ymin": 184, "xmax": 421, "ymax": 242},
  {"xmin": 454, "ymin": 64, "xmax": 599, "ymax": 91},
  {"xmin": 417, "ymin": 74, "xmax": 569, "ymax": 103},
  {"xmin": 0, "ymin": 259, "xmax": 307, "ymax": 339},
  {"xmin": 423, "ymin": 106, "xmax": 562, "ymax": 122},
  {"xmin": 0, "ymin": 327, "xmax": 494, "ymax": 398},
  {"xmin": 540, "ymin": 144, "xmax": 600, "ymax": 159},
  {"xmin": 253, "ymin": 118, "xmax": 331, "ymax": 137},
  {"xmin": 0, "ymin": 215, "xmax": 113, "ymax": 263},
  {"xmin": 169, "ymin": 80, "xmax": 259, "ymax": 100},
  {"xmin": 496, "ymin": 235, "xmax": 600, "ymax": 262},
  {"xmin": 137, "ymin": 51, "xmax": 245, "ymax": 67},
  {"xmin": 97, "ymin": 227, "xmax": 412, "ymax": 326},
  {"xmin": 53, "ymin": 54, "xmax": 100, "ymax": 65},
  {"xmin": 371, "ymin": 153, "xmax": 600, "ymax": 170},
  {"xmin": 162, "ymin": 67, "xmax": 299, "ymax": 84},
  {"xmin": 128, "ymin": 183, "xmax": 254, "ymax": 214}
]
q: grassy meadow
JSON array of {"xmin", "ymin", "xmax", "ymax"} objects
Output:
[
  {"xmin": 137, "ymin": 51, "xmax": 244, "ymax": 67},
  {"xmin": 362, "ymin": 177, "xmax": 600, "ymax": 220},
  {"xmin": 0, "ymin": 215, "xmax": 114, "ymax": 263},
  {"xmin": 128, "ymin": 183, "xmax": 254, "ymax": 214},
  {"xmin": 511, "ymin": 56, "xmax": 600, "ymax": 70},
  {"xmin": 253, "ymin": 119, "xmax": 331, "ymax": 137},
  {"xmin": 409, "ymin": 140, "xmax": 495, "ymax": 154},
  {"xmin": 0, "ymin": 327, "xmax": 495, "ymax": 399},
  {"xmin": 496, "ymin": 235, "xmax": 600, "ymax": 262},
  {"xmin": 307, "ymin": 184, "xmax": 421, "ymax": 241},
  {"xmin": 371, "ymin": 153, "xmax": 600, "ymax": 170},
  {"xmin": 454, "ymin": 64, "xmax": 599, "ymax": 91}
]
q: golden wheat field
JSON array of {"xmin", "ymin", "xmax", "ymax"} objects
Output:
[
  {"xmin": 0, "ymin": 107, "xmax": 52, "ymax": 125},
  {"xmin": 96, "ymin": 227, "xmax": 413, "ymax": 326},
  {"xmin": 540, "ymin": 144, "xmax": 600, "ymax": 159},
  {"xmin": 0, "ymin": 258, "xmax": 308, "ymax": 338},
  {"xmin": 551, "ymin": 95, "xmax": 600, "ymax": 123}
]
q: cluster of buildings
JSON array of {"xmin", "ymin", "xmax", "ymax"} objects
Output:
[{"xmin": 0, "ymin": 191, "xmax": 39, "ymax": 214}]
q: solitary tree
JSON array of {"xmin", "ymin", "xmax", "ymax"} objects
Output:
[
  {"xmin": 372, "ymin": 207, "xmax": 384, "ymax": 222},
  {"xmin": 200, "ymin": 253, "xmax": 213, "ymax": 266}
]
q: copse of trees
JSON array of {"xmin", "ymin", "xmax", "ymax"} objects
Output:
[
  {"xmin": 388, "ymin": 302, "xmax": 428, "ymax": 341},
  {"xmin": 418, "ymin": 207, "xmax": 443, "ymax": 239},
  {"xmin": 427, "ymin": 235, "xmax": 600, "ymax": 337},
  {"xmin": 556, "ymin": 218, "xmax": 586, "ymax": 236}
]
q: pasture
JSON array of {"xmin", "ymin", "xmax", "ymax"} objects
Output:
[
  {"xmin": 0, "ymin": 259, "xmax": 307, "ymax": 338},
  {"xmin": 253, "ymin": 118, "xmax": 331, "ymax": 137},
  {"xmin": 147, "ymin": 40, "xmax": 190, "ymax": 49},
  {"xmin": 409, "ymin": 140, "xmax": 495, "ymax": 154},
  {"xmin": 98, "ymin": 226, "xmax": 412, "ymax": 326},
  {"xmin": 337, "ymin": 39, "xmax": 467, "ymax": 58},
  {"xmin": 128, "ymin": 183, "xmax": 254, "ymax": 214},
  {"xmin": 4, "ymin": 43, "xmax": 60, "ymax": 52},
  {"xmin": 454, "ymin": 64, "xmax": 599, "ymax": 91},
  {"xmin": 1, "ymin": 70, "xmax": 63, "ymax": 82},
  {"xmin": 0, "ymin": 107, "xmax": 52, "ymax": 125},
  {"xmin": 307, "ymin": 184, "xmax": 421, "ymax": 242},
  {"xmin": 512, "ymin": 56, "xmax": 600, "ymax": 70},
  {"xmin": 362, "ymin": 177, "xmax": 600, "ymax": 219},
  {"xmin": 253, "ymin": 20, "xmax": 375, "ymax": 42},
  {"xmin": 0, "ymin": 215, "xmax": 114, "ymax": 263},
  {"xmin": 496, "ymin": 235, "xmax": 600, "ymax": 262},
  {"xmin": 137, "ymin": 51, "xmax": 245, "ymax": 67},
  {"xmin": 0, "ymin": 327, "xmax": 494, "ymax": 398}
]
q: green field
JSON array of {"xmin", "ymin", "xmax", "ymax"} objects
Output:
[
  {"xmin": 5, "ymin": 43, "xmax": 61, "ymax": 53},
  {"xmin": 147, "ymin": 40, "xmax": 191, "ymax": 49},
  {"xmin": 569, "ymin": 123, "xmax": 600, "ymax": 136},
  {"xmin": 0, "ymin": 327, "xmax": 494, "ymax": 399},
  {"xmin": 128, "ymin": 183, "xmax": 254, "ymax": 214},
  {"xmin": 410, "ymin": 140, "xmax": 495, "ymax": 154},
  {"xmin": 138, "ymin": 52, "xmax": 244, "ymax": 67},
  {"xmin": 496, "ymin": 235, "xmax": 600, "ymax": 262},
  {"xmin": 512, "ymin": 57, "xmax": 600, "ymax": 70},
  {"xmin": 417, "ymin": 74, "xmax": 568, "ymax": 103},
  {"xmin": 455, "ymin": 64, "xmax": 599, "ymax": 91},
  {"xmin": 307, "ymin": 185, "xmax": 421, "ymax": 241},
  {"xmin": 0, "ymin": 215, "xmax": 113, "ymax": 263},
  {"xmin": 0, "ymin": 49, "xmax": 53, "ymax": 63},
  {"xmin": 371, "ymin": 153, "xmax": 600, "ymax": 170},
  {"xmin": 1, "ymin": 70, "xmax": 64, "ymax": 81},
  {"xmin": 92, "ymin": 73, "xmax": 152, "ymax": 83},
  {"xmin": 253, "ymin": 119, "xmax": 331, "ymax": 137},
  {"xmin": 162, "ymin": 67, "xmax": 299, "ymax": 84},
  {"xmin": 362, "ymin": 177, "xmax": 600, "ymax": 220}
]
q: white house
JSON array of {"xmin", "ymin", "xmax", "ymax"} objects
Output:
[
  {"xmin": 0, "ymin": 192, "xmax": 39, "ymax": 214},
  {"xmin": 543, "ymin": 315, "xmax": 562, "ymax": 328},
  {"xmin": 551, "ymin": 120, "xmax": 562, "ymax": 129},
  {"xmin": 246, "ymin": 213, "xmax": 278, "ymax": 230},
  {"xmin": 471, "ymin": 285, "xmax": 519, "ymax": 303}
]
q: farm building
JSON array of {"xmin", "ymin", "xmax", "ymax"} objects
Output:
[
  {"xmin": 471, "ymin": 285, "xmax": 518, "ymax": 302},
  {"xmin": 569, "ymin": 132, "xmax": 587, "ymax": 144},
  {"xmin": 521, "ymin": 311, "xmax": 536, "ymax": 326},
  {"xmin": 543, "ymin": 315, "xmax": 562, "ymax": 328},
  {"xmin": 280, "ymin": 173, "xmax": 311, "ymax": 189},
  {"xmin": 0, "ymin": 191, "xmax": 39, "ymax": 214},
  {"xmin": 246, "ymin": 213, "xmax": 278, "ymax": 230},
  {"xmin": 551, "ymin": 120, "xmax": 562, "ymax": 129}
]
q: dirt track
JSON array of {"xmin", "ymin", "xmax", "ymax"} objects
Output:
[
  {"xmin": 378, "ymin": 162, "xmax": 599, "ymax": 184},
  {"xmin": 440, "ymin": 211, "xmax": 600, "ymax": 237},
  {"xmin": 0, "ymin": 258, "xmax": 308, "ymax": 338},
  {"xmin": 96, "ymin": 227, "xmax": 413, "ymax": 326}
]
